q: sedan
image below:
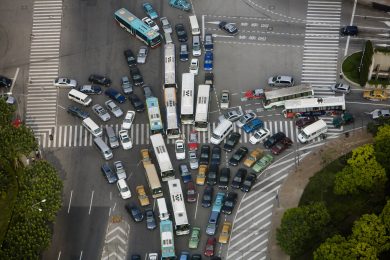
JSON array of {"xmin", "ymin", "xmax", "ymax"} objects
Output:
[
  {"xmin": 188, "ymin": 130, "xmax": 199, "ymax": 151},
  {"xmin": 160, "ymin": 17, "xmax": 172, "ymax": 34},
  {"xmin": 124, "ymin": 49, "xmax": 137, "ymax": 67},
  {"xmin": 231, "ymin": 168, "xmax": 247, "ymax": 189},
  {"xmin": 271, "ymin": 137, "xmax": 293, "ymax": 155},
  {"xmin": 125, "ymin": 203, "xmax": 144, "ymax": 222},
  {"xmin": 79, "ymin": 84, "xmax": 102, "ymax": 94},
  {"xmin": 206, "ymin": 164, "xmax": 219, "ymax": 186},
  {"xmin": 179, "ymin": 43, "xmax": 189, "ymax": 61},
  {"xmin": 143, "ymin": 85, "xmax": 154, "ymax": 98},
  {"xmin": 122, "ymin": 110, "xmax": 135, "ymax": 130},
  {"xmin": 229, "ymin": 146, "xmax": 249, "ymax": 166},
  {"xmin": 204, "ymin": 33, "xmax": 214, "ymax": 51},
  {"xmin": 105, "ymin": 100, "xmax": 123, "ymax": 118},
  {"xmin": 130, "ymin": 67, "xmax": 144, "ymax": 86},
  {"xmin": 137, "ymin": 46, "xmax": 149, "ymax": 64},
  {"xmin": 143, "ymin": 2, "xmax": 158, "ymax": 19},
  {"xmin": 53, "ymin": 77, "xmax": 77, "ymax": 88},
  {"xmin": 241, "ymin": 173, "xmax": 257, "ymax": 192},
  {"xmin": 67, "ymin": 106, "xmax": 89, "ymax": 119},
  {"xmin": 218, "ymin": 21, "xmax": 238, "ymax": 35},
  {"xmin": 202, "ymin": 185, "xmax": 213, "ymax": 208},
  {"xmin": 264, "ymin": 132, "xmax": 286, "ymax": 149},
  {"xmin": 145, "ymin": 208, "xmax": 157, "ymax": 230},
  {"xmin": 142, "ymin": 17, "xmax": 159, "ymax": 31},
  {"xmin": 175, "ymin": 23, "xmax": 188, "ymax": 42},
  {"xmin": 175, "ymin": 139, "xmax": 186, "ymax": 160},
  {"xmin": 220, "ymin": 90, "xmax": 230, "ymax": 109},
  {"xmin": 101, "ymin": 163, "xmax": 118, "ymax": 184},
  {"xmin": 105, "ymin": 88, "xmax": 126, "ymax": 103},
  {"xmin": 186, "ymin": 181, "xmax": 197, "ymax": 203},
  {"xmin": 199, "ymin": 145, "xmax": 210, "ymax": 165},
  {"xmin": 220, "ymin": 110, "xmax": 243, "ymax": 122},
  {"xmin": 129, "ymin": 93, "xmax": 145, "ymax": 112},
  {"xmin": 189, "ymin": 150, "xmax": 199, "ymax": 170},
  {"xmin": 121, "ymin": 76, "xmax": 133, "ymax": 95},
  {"xmin": 204, "ymin": 237, "xmax": 216, "ymax": 257},
  {"xmin": 119, "ymin": 130, "xmax": 132, "ymax": 150},
  {"xmin": 204, "ymin": 51, "xmax": 213, "ymax": 71},
  {"xmin": 242, "ymin": 118, "xmax": 264, "ymax": 134},
  {"xmin": 114, "ymin": 161, "xmax": 127, "ymax": 180},
  {"xmin": 249, "ymin": 128, "xmax": 271, "ymax": 144},
  {"xmin": 218, "ymin": 168, "xmax": 230, "ymax": 189},
  {"xmin": 117, "ymin": 179, "xmax": 131, "ymax": 199},
  {"xmin": 210, "ymin": 146, "xmax": 221, "ymax": 166},
  {"xmin": 330, "ymin": 83, "xmax": 350, "ymax": 94},
  {"xmin": 0, "ymin": 75, "xmax": 12, "ymax": 88},
  {"xmin": 223, "ymin": 132, "xmax": 241, "ymax": 152},
  {"xmin": 189, "ymin": 58, "xmax": 199, "ymax": 75},
  {"xmin": 189, "ymin": 227, "xmax": 201, "ymax": 249},
  {"xmin": 88, "ymin": 74, "xmax": 111, "ymax": 87},
  {"xmin": 236, "ymin": 111, "xmax": 256, "ymax": 128},
  {"xmin": 92, "ymin": 104, "xmax": 110, "ymax": 122},
  {"xmin": 221, "ymin": 192, "xmax": 237, "ymax": 215},
  {"xmin": 179, "ymin": 163, "xmax": 192, "ymax": 184},
  {"xmin": 218, "ymin": 222, "xmax": 232, "ymax": 244},
  {"xmin": 169, "ymin": 0, "xmax": 192, "ymax": 11}
]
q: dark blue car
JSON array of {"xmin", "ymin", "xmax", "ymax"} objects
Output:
[
  {"xmin": 204, "ymin": 51, "xmax": 213, "ymax": 71},
  {"xmin": 105, "ymin": 88, "xmax": 126, "ymax": 103},
  {"xmin": 101, "ymin": 163, "xmax": 118, "ymax": 184},
  {"xmin": 179, "ymin": 163, "xmax": 192, "ymax": 183},
  {"xmin": 243, "ymin": 118, "xmax": 264, "ymax": 133}
]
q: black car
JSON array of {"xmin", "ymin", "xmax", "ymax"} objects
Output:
[
  {"xmin": 221, "ymin": 192, "xmax": 238, "ymax": 215},
  {"xmin": 210, "ymin": 146, "xmax": 221, "ymax": 166},
  {"xmin": 130, "ymin": 67, "xmax": 144, "ymax": 86},
  {"xmin": 218, "ymin": 21, "xmax": 238, "ymax": 35},
  {"xmin": 223, "ymin": 132, "xmax": 241, "ymax": 152},
  {"xmin": 145, "ymin": 208, "xmax": 157, "ymax": 230},
  {"xmin": 143, "ymin": 85, "xmax": 154, "ymax": 98},
  {"xmin": 241, "ymin": 173, "xmax": 257, "ymax": 192},
  {"xmin": 88, "ymin": 74, "xmax": 111, "ymax": 87},
  {"xmin": 131, "ymin": 255, "xmax": 141, "ymax": 260},
  {"xmin": 175, "ymin": 23, "xmax": 188, "ymax": 42},
  {"xmin": 264, "ymin": 132, "xmax": 286, "ymax": 149},
  {"xmin": 231, "ymin": 168, "xmax": 247, "ymax": 189},
  {"xmin": 79, "ymin": 85, "xmax": 102, "ymax": 95},
  {"xmin": 206, "ymin": 164, "xmax": 219, "ymax": 186},
  {"xmin": 218, "ymin": 168, "xmax": 230, "ymax": 189},
  {"xmin": 101, "ymin": 163, "xmax": 118, "ymax": 184},
  {"xmin": 340, "ymin": 25, "xmax": 358, "ymax": 36},
  {"xmin": 202, "ymin": 185, "xmax": 213, "ymax": 208},
  {"xmin": 125, "ymin": 203, "xmax": 144, "ymax": 222},
  {"xmin": 0, "ymin": 76, "xmax": 12, "ymax": 88},
  {"xmin": 229, "ymin": 146, "xmax": 249, "ymax": 166},
  {"xmin": 129, "ymin": 93, "xmax": 145, "ymax": 112},
  {"xmin": 199, "ymin": 145, "xmax": 210, "ymax": 165},
  {"xmin": 67, "ymin": 105, "xmax": 89, "ymax": 119},
  {"xmin": 124, "ymin": 49, "xmax": 137, "ymax": 67}
]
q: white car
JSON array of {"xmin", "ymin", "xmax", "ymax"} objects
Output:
[
  {"xmin": 160, "ymin": 17, "xmax": 172, "ymax": 34},
  {"xmin": 137, "ymin": 46, "xmax": 148, "ymax": 64},
  {"xmin": 219, "ymin": 109, "xmax": 243, "ymax": 122},
  {"xmin": 330, "ymin": 83, "xmax": 351, "ymax": 94},
  {"xmin": 53, "ymin": 77, "xmax": 77, "ymax": 88},
  {"xmin": 189, "ymin": 150, "xmax": 199, "ymax": 170},
  {"xmin": 148, "ymin": 253, "xmax": 158, "ymax": 260},
  {"xmin": 92, "ymin": 104, "xmax": 111, "ymax": 122},
  {"xmin": 236, "ymin": 111, "xmax": 256, "ymax": 128},
  {"xmin": 370, "ymin": 109, "xmax": 390, "ymax": 120},
  {"xmin": 175, "ymin": 139, "xmax": 186, "ymax": 160},
  {"xmin": 114, "ymin": 161, "xmax": 127, "ymax": 180},
  {"xmin": 220, "ymin": 90, "xmax": 230, "ymax": 109},
  {"xmin": 189, "ymin": 58, "xmax": 199, "ymax": 75},
  {"xmin": 105, "ymin": 100, "xmax": 123, "ymax": 118},
  {"xmin": 122, "ymin": 110, "xmax": 135, "ymax": 130},
  {"xmin": 142, "ymin": 17, "xmax": 159, "ymax": 31},
  {"xmin": 249, "ymin": 128, "xmax": 271, "ymax": 144},
  {"xmin": 119, "ymin": 130, "xmax": 133, "ymax": 150},
  {"xmin": 117, "ymin": 179, "xmax": 131, "ymax": 199}
]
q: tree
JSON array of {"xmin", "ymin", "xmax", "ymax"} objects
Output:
[
  {"xmin": 374, "ymin": 125, "xmax": 390, "ymax": 175},
  {"xmin": 334, "ymin": 144, "xmax": 387, "ymax": 195},
  {"xmin": 314, "ymin": 235, "xmax": 357, "ymax": 260},
  {"xmin": 380, "ymin": 200, "xmax": 390, "ymax": 233},
  {"xmin": 0, "ymin": 99, "xmax": 15, "ymax": 127},
  {"xmin": 277, "ymin": 202, "xmax": 330, "ymax": 257}
]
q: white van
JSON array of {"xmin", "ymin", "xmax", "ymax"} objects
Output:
[
  {"xmin": 82, "ymin": 117, "xmax": 103, "ymax": 137},
  {"xmin": 189, "ymin": 15, "xmax": 200, "ymax": 35},
  {"xmin": 68, "ymin": 89, "xmax": 92, "ymax": 106},
  {"xmin": 297, "ymin": 119, "xmax": 327, "ymax": 143},
  {"xmin": 210, "ymin": 119, "xmax": 233, "ymax": 144},
  {"xmin": 93, "ymin": 137, "xmax": 113, "ymax": 160},
  {"xmin": 157, "ymin": 197, "xmax": 169, "ymax": 221}
]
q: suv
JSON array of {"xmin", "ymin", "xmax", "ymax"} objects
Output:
[
  {"xmin": 218, "ymin": 168, "xmax": 230, "ymax": 189},
  {"xmin": 124, "ymin": 49, "xmax": 137, "ymax": 67},
  {"xmin": 231, "ymin": 168, "xmax": 247, "ymax": 189},
  {"xmin": 223, "ymin": 132, "xmax": 241, "ymax": 152},
  {"xmin": 268, "ymin": 75, "xmax": 294, "ymax": 87},
  {"xmin": 264, "ymin": 132, "xmax": 286, "ymax": 149},
  {"xmin": 199, "ymin": 145, "xmax": 210, "ymax": 165},
  {"xmin": 179, "ymin": 43, "xmax": 189, "ymax": 61},
  {"xmin": 204, "ymin": 33, "xmax": 213, "ymax": 51},
  {"xmin": 192, "ymin": 35, "xmax": 201, "ymax": 57},
  {"xmin": 88, "ymin": 74, "xmax": 111, "ymax": 87},
  {"xmin": 175, "ymin": 23, "xmax": 188, "ymax": 42},
  {"xmin": 210, "ymin": 146, "xmax": 221, "ymax": 166},
  {"xmin": 121, "ymin": 76, "xmax": 133, "ymax": 95},
  {"xmin": 129, "ymin": 93, "xmax": 145, "ymax": 112},
  {"xmin": 130, "ymin": 67, "xmax": 144, "ymax": 86},
  {"xmin": 206, "ymin": 164, "xmax": 219, "ymax": 186}
]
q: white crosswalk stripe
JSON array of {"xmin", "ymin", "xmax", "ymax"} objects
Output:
[
  {"xmin": 25, "ymin": 0, "xmax": 63, "ymax": 145},
  {"xmin": 301, "ymin": 0, "xmax": 342, "ymax": 97}
]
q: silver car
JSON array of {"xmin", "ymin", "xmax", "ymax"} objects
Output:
[
  {"xmin": 53, "ymin": 77, "xmax": 77, "ymax": 88},
  {"xmin": 121, "ymin": 76, "xmax": 133, "ymax": 94},
  {"xmin": 219, "ymin": 109, "xmax": 243, "ymax": 122},
  {"xmin": 189, "ymin": 150, "xmax": 199, "ymax": 170},
  {"xmin": 160, "ymin": 17, "xmax": 172, "ymax": 34},
  {"xmin": 330, "ymin": 83, "xmax": 350, "ymax": 94},
  {"xmin": 114, "ymin": 161, "xmax": 127, "ymax": 180},
  {"xmin": 105, "ymin": 125, "xmax": 119, "ymax": 148},
  {"xmin": 236, "ymin": 111, "xmax": 256, "ymax": 128},
  {"xmin": 137, "ymin": 46, "xmax": 148, "ymax": 64},
  {"xmin": 92, "ymin": 104, "xmax": 111, "ymax": 122},
  {"xmin": 105, "ymin": 100, "xmax": 123, "ymax": 118}
]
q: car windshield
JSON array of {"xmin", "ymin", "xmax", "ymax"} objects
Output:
[
  {"xmin": 225, "ymin": 201, "xmax": 233, "ymax": 207},
  {"xmin": 243, "ymin": 180, "xmax": 251, "ymax": 186},
  {"xmin": 232, "ymin": 154, "xmax": 241, "ymax": 160},
  {"xmin": 203, "ymin": 194, "xmax": 211, "ymax": 200},
  {"xmin": 233, "ymin": 176, "xmax": 241, "ymax": 182},
  {"xmin": 220, "ymin": 176, "xmax": 228, "ymax": 182},
  {"xmin": 209, "ymin": 172, "xmax": 216, "ymax": 178},
  {"xmin": 188, "ymin": 190, "xmax": 195, "ymax": 195}
]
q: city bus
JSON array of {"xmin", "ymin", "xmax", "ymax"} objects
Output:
[
  {"xmin": 263, "ymin": 84, "xmax": 314, "ymax": 110},
  {"xmin": 283, "ymin": 95, "xmax": 346, "ymax": 118},
  {"xmin": 143, "ymin": 163, "xmax": 163, "ymax": 198},
  {"xmin": 180, "ymin": 73, "xmax": 195, "ymax": 124},
  {"xmin": 150, "ymin": 133, "xmax": 175, "ymax": 181},
  {"xmin": 160, "ymin": 219, "xmax": 176, "ymax": 260},
  {"xmin": 167, "ymin": 179, "xmax": 190, "ymax": 235},
  {"xmin": 194, "ymin": 84, "xmax": 211, "ymax": 131},
  {"xmin": 163, "ymin": 87, "xmax": 181, "ymax": 139},
  {"xmin": 164, "ymin": 43, "xmax": 176, "ymax": 85},
  {"xmin": 114, "ymin": 8, "xmax": 162, "ymax": 48},
  {"xmin": 146, "ymin": 97, "xmax": 164, "ymax": 134}
]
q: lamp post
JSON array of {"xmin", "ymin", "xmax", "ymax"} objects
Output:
[{"xmin": 31, "ymin": 199, "xmax": 46, "ymax": 212}]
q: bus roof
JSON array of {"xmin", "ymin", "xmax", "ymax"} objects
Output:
[
  {"xmin": 150, "ymin": 134, "xmax": 173, "ymax": 173},
  {"xmin": 168, "ymin": 179, "xmax": 189, "ymax": 226},
  {"xmin": 284, "ymin": 95, "xmax": 346, "ymax": 110},
  {"xmin": 265, "ymin": 84, "xmax": 313, "ymax": 100},
  {"xmin": 181, "ymin": 73, "xmax": 195, "ymax": 115},
  {"xmin": 164, "ymin": 43, "xmax": 176, "ymax": 85},
  {"xmin": 164, "ymin": 87, "xmax": 180, "ymax": 130},
  {"xmin": 195, "ymin": 84, "xmax": 211, "ymax": 122},
  {"xmin": 144, "ymin": 164, "xmax": 162, "ymax": 188}
]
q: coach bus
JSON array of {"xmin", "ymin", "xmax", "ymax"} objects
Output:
[
  {"xmin": 180, "ymin": 73, "xmax": 195, "ymax": 124},
  {"xmin": 150, "ymin": 133, "xmax": 175, "ymax": 181},
  {"xmin": 167, "ymin": 179, "xmax": 190, "ymax": 235},
  {"xmin": 194, "ymin": 84, "xmax": 211, "ymax": 131},
  {"xmin": 263, "ymin": 84, "xmax": 314, "ymax": 110},
  {"xmin": 160, "ymin": 219, "xmax": 176, "ymax": 260},
  {"xmin": 143, "ymin": 163, "xmax": 163, "ymax": 198},
  {"xmin": 146, "ymin": 97, "xmax": 164, "ymax": 134}
]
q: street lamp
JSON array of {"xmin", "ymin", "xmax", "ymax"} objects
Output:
[{"xmin": 31, "ymin": 199, "xmax": 46, "ymax": 212}]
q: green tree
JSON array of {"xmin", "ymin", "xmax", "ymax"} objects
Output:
[
  {"xmin": 0, "ymin": 98, "xmax": 15, "ymax": 127},
  {"xmin": 351, "ymin": 242, "xmax": 378, "ymax": 260},
  {"xmin": 334, "ymin": 144, "xmax": 387, "ymax": 195},
  {"xmin": 314, "ymin": 235, "xmax": 357, "ymax": 260},
  {"xmin": 277, "ymin": 202, "xmax": 330, "ymax": 257},
  {"xmin": 380, "ymin": 200, "xmax": 390, "ymax": 232},
  {"xmin": 374, "ymin": 125, "xmax": 390, "ymax": 175}
]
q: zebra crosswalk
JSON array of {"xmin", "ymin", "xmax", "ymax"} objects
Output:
[
  {"xmin": 301, "ymin": 0, "xmax": 342, "ymax": 97},
  {"xmin": 39, "ymin": 118, "xmax": 342, "ymax": 148}
]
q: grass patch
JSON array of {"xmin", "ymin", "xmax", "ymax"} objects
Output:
[{"xmin": 342, "ymin": 52, "xmax": 362, "ymax": 85}]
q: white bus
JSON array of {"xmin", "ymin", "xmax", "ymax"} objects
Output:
[
  {"xmin": 189, "ymin": 15, "xmax": 200, "ymax": 35},
  {"xmin": 180, "ymin": 73, "xmax": 195, "ymax": 124},
  {"xmin": 163, "ymin": 87, "xmax": 181, "ymax": 139},
  {"xmin": 167, "ymin": 179, "xmax": 190, "ymax": 235},
  {"xmin": 283, "ymin": 95, "xmax": 346, "ymax": 118},
  {"xmin": 194, "ymin": 84, "xmax": 211, "ymax": 131},
  {"xmin": 263, "ymin": 84, "xmax": 314, "ymax": 110},
  {"xmin": 164, "ymin": 43, "xmax": 176, "ymax": 85},
  {"xmin": 143, "ymin": 163, "xmax": 163, "ymax": 198},
  {"xmin": 150, "ymin": 133, "xmax": 175, "ymax": 181}
]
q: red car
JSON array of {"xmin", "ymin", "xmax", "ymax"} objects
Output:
[
  {"xmin": 295, "ymin": 116, "xmax": 317, "ymax": 128},
  {"xmin": 271, "ymin": 137, "xmax": 293, "ymax": 155},
  {"xmin": 186, "ymin": 181, "xmax": 197, "ymax": 203},
  {"xmin": 188, "ymin": 130, "xmax": 199, "ymax": 151},
  {"xmin": 204, "ymin": 237, "xmax": 216, "ymax": 257},
  {"xmin": 243, "ymin": 89, "xmax": 264, "ymax": 100}
]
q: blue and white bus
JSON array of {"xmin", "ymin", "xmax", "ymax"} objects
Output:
[
  {"xmin": 160, "ymin": 220, "xmax": 176, "ymax": 260},
  {"xmin": 114, "ymin": 8, "xmax": 162, "ymax": 48},
  {"xmin": 146, "ymin": 97, "xmax": 164, "ymax": 134}
]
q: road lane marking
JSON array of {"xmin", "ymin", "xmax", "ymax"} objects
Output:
[
  {"xmin": 57, "ymin": 251, "xmax": 61, "ymax": 260},
  {"xmin": 79, "ymin": 250, "xmax": 83, "ymax": 260},
  {"xmin": 67, "ymin": 190, "xmax": 73, "ymax": 213},
  {"xmin": 88, "ymin": 190, "xmax": 94, "ymax": 215},
  {"xmin": 194, "ymin": 193, "xmax": 200, "ymax": 220}
]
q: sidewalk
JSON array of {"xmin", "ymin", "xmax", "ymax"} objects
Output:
[{"xmin": 268, "ymin": 129, "xmax": 374, "ymax": 260}]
